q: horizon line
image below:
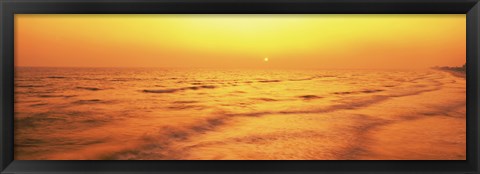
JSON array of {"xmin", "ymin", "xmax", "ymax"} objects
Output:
[{"xmin": 14, "ymin": 66, "xmax": 446, "ymax": 71}]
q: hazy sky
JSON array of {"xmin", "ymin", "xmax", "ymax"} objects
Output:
[{"xmin": 15, "ymin": 14, "xmax": 465, "ymax": 69}]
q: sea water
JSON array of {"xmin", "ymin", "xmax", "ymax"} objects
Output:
[{"xmin": 14, "ymin": 67, "xmax": 466, "ymax": 160}]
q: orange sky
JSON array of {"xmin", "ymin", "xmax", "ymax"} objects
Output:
[{"xmin": 15, "ymin": 14, "xmax": 465, "ymax": 69}]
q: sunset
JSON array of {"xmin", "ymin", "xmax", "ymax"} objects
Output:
[
  {"xmin": 14, "ymin": 14, "xmax": 466, "ymax": 160},
  {"xmin": 16, "ymin": 14, "xmax": 465, "ymax": 69}
]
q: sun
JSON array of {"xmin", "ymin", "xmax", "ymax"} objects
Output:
[{"xmin": 264, "ymin": 57, "xmax": 269, "ymax": 62}]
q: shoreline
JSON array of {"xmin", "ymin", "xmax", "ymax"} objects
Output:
[
  {"xmin": 444, "ymin": 70, "xmax": 466, "ymax": 79},
  {"xmin": 434, "ymin": 69, "xmax": 466, "ymax": 79}
]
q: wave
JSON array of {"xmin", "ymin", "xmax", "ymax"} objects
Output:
[
  {"xmin": 72, "ymin": 99, "xmax": 110, "ymax": 105},
  {"xmin": 258, "ymin": 80, "xmax": 282, "ymax": 83},
  {"xmin": 76, "ymin": 87, "xmax": 103, "ymax": 91},
  {"xmin": 110, "ymin": 78, "xmax": 142, "ymax": 82},
  {"xmin": 232, "ymin": 90, "xmax": 246, "ymax": 94},
  {"xmin": 288, "ymin": 77, "xmax": 315, "ymax": 81},
  {"xmin": 121, "ymin": 83, "xmax": 448, "ymax": 159},
  {"xmin": 286, "ymin": 75, "xmax": 335, "ymax": 82},
  {"xmin": 100, "ymin": 116, "xmax": 228, "ymax": 160},
  {"xmin": 333, "ymin": 89, "xmax": 384, "ymax": 95},
  {"xmin": 104, "ymin": 94, "xmax": 393, "ymax": 159},
  {"xmin": 298, "ymin": 95, "xmax": 322, "ymax": 100},
  {"xmin": 15, "ymin": 68, "xmax": 460, "ymax": 160},
  {"xmin": 15, "ymin": 85, "xmax": 45, "ymax": 88},
  {"xmin": 362, "ymin": 89, "xmax": 384, "ymax": 93},
  {"xmin": 29, "ymin": 103, "xmax": 48, "ymax": 107},
  {"xmin": 37, "ymin": 94, "xmax": 77, "ymax": 98},
  {"xmin": 167, "ymin": 105, "xmax": 205, "ymax": 110},
  {"xmin": 187, "ymin": 85, "xmax": 216, "ymax": 90},
  {"xmin": 173, "ymin": 100, "xmax": 199, "ymax": 104},
  {"xmin": 143, "ymin": 89, "xmax": 178, "ymax": 93},
  {"xmin": 15, "ymin": 115, "xmax": 66, "ymax": 127},
  {"xmin": 46, "ymin": 76, "xmax": 67, "ymax": 79},
  {"xmin": 253, "ymin": 98, "xmax": 279, "ymax": 102},
  {"xmin": 15, "ymin": 138, "xmax": 47, "ymax": 147},
  {"xmin": 142, "ymin": 85, "xmax": 217, "ymax": 94},
  {"xmin": 76, "ymin": 77, "xmax": 108, "ymax": 81}
]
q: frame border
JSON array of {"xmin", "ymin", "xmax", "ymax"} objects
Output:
[{"xmin": 1, "ymin": 0, "xmax": 479, "ymax": 173}]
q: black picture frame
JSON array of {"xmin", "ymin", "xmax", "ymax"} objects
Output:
[{"xmin": 1, "ymin": 0, "xmax": 479, "ymax": 173}]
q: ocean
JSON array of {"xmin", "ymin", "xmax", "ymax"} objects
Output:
[{"xmin": 14, "ymin": 67, "xmax": 466, "ymax": 160}]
